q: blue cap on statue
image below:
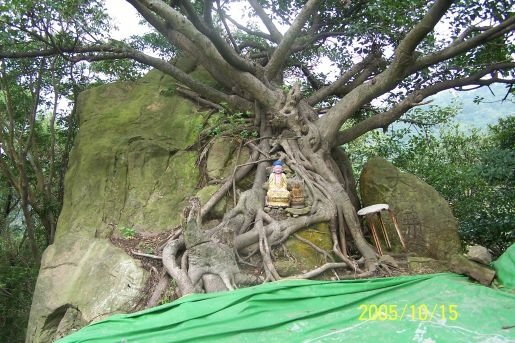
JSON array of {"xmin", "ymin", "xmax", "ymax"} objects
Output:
[{"xmin": 272, "ymin": 160, "xmax": 283, "ymax": 166}]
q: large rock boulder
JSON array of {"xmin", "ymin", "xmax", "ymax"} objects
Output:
[
  {"xmin": 57, "ymin": 70, "xmax": 204, "ymax": 237},
  {"xmin": 27, "ymin": 70, "xmax": 207, "ymax": 342},
  {"xmin": 466, "ymin": 245, "xmax": 492, "ymax": 265},
  {"xmin": 27, "ymin": 238, "xmax": 148, "ymax": 342},
  {"xmin": 359, "ymin": 157, "xmax": 462, "ymax": 260}
]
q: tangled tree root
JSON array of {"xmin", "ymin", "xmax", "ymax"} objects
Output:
[{"xmin": 152, "ymin": 88, "xmax": 381, "ymax": 297}]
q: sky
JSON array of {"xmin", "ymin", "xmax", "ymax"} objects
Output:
[
  {"xmin": 105, "ymin": 0, "xmax": 149, "ymax": 39},
  {"xmin": 104, "ymin": 0, "xmax": 250, "ymax": 39}
]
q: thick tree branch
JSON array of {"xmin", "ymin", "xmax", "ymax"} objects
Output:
[
  {"xmin": 265, "ymin": 0, "xmax": 322, "ymax": 81},
  {"xmin": 335, "ymin": 62, "xmax": 515, "ymax": 146},
  {"xmin": 393, "ymin": 0, "xmax": 452, "ymax": 68},
  {"xmin": 317, "ymin": 0, "xmax": 453, "ymax": 143},
  {"xmin": 247, "ymin": 0, "xmax": 283, "ymax": 43},
  {"xmin": 318, "ymin": 1, "xmax": 514, "ymax": 145},
  {"xmin": 1, "ymin": 42, "xmax": 254, "ymax": 110},
  {"xmin": 0, "ymin": 44, "xmax": 122, "ymax": 59},
  {"xmin": 238, "ymin": 40, "xmax": 269, "ymax": 53},
  {"xmin": 128, "ymin": 0, "xmax": 277, "ymax": 107},
  {"xmin": 412, "ymin": 16, "xmax": 515, "ymax": 73},
  {"xmin": 177, "ymin": 0, "xmax": 251, "ymax": 72},
  {"xmin": 110, "ymin": 48, "xmax": 255, "ymax": 110}
]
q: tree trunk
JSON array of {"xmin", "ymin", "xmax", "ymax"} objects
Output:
[
  {"xmin": 20, "ymin": 190, "xmax": 39, "ymax": 263},
  {"xmin": 160, "ymin": 86, "xmax": 380, "ymax": 295}
]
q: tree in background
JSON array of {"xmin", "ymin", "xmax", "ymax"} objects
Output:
[
  {"xmin": 0, "ymin": 58, "xmax": 79, "ymax": 341},
  {"xmin": 468, "ymin": 116, "xmax": 514, "ymax": 255},
  {"xmin": 0, "ymin": 3, "xmax": 119, "ymax": 339},
  {"xmin": 0, "ymin": 173, "xmax": 38, "ymax": 342},
  {"xmin": 1, "ymin": 0, "xmax": 514, "ymax": 295}
]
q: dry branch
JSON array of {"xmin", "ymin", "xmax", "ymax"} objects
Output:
[{"xmin": 132, "ymin": 251, "xmax": 162, "ymax": 260}]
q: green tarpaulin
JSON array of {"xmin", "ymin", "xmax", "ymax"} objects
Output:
[
  {"xmin": 57, "ymin": 273, "xmax": 515, "ymax": 343},
  {"xmin": 493, "ymin": 243, "xmax": 515, "ymax": 290}
]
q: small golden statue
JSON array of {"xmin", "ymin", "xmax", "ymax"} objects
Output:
[
  {"xmin": 266, "ymin": 160, "xmax": 290, "ymax": 207},
  {"xmin": 290, "ymin": 181, "xmax": 305, "ymax": 208}
]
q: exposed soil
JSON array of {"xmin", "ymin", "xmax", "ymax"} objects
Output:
[{"xmin": 110, "ymin": 230, "xmax": 182, "ymax": 306}]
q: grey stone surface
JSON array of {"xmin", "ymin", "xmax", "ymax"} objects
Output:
[
  {"xmin": 466, "ymin": 245, "xmax": 492, "ymax": 265},
  {"xmin": 360, "ymin": 157, "xmax": 462, "ymax": 260}
]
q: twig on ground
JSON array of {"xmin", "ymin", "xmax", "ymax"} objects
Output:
[
  {"xmin": 132, "ymin": 251, "xmax": 162, "ymax": 260},
  {"xmin": 287, "ymin": 262, "xmax": 349, "ymax": 279}
]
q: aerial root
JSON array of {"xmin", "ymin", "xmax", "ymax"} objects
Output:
[
  {"xmin": 257, "ymin": 210, "xmax": 281, "ymax": 281},
  {"xmin": 287, "ymin": 263, "xmax": 349, "ymax": 279},
  {"xmin": 161, "ymin": 236, "xmax": 196, "ymax": 296},
  {"xmin": 146, "ymin": 269, "xmax": 171, "ymax": 308}
]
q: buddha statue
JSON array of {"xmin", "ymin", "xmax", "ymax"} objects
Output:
[{"xmin": 265, "ymin": 160, "xmax": 290, "ymax": 207}]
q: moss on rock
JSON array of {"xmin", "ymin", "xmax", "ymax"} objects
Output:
[
  {"xmin": 206, "ymin": 137, "xmax": 250, "ymax": 180},
  {"xmin": 196, "ymin": 185, "xmax": 227, "ymax": 219},
  {"xmin": 29, "ymin": 69, "xmax": 208, "ymax": 341},
  {"xmin": 57, "ymin": 72, "xmax": 205, "ymax": 239},
  {"xmin": 275, "ymin": 222, "xmax": 333, "ymax": 276}
]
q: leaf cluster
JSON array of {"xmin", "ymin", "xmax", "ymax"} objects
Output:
[{"xmin": 202, "ymin": 106, "xmax": 257, "ymax": 139}]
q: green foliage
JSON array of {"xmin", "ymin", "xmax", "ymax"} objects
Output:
[
  {"xmin": 239, "ymin": 129, "xmax": 259, "ymax": 139},
  {"xmin": 90, "ymin": 59, "xmax": 146, "ymax": 82},
  {"xmin": 0, "ymin": 261, "xmax": 38, "ymax": 342},
  {"xmin": 0, "ymin": 57, "xmax": 75, "ymax": 246},
  {"xmin": 0, "ymin": 183, "xmax": 41, "ymax": 342},
  {"xmin": 119, "ymin": 225, "xmax": 136, "ymax": 239},
  {"xmin": 348, "ymin": 112, "xmax": 514, "ymax": 256},
  {"xmin": 159, "ymin": 280, "xmax": 178, "ymax": 305},
  {"xmin": 488, "ymin": 116, "xmax": 515, "ymax": 151},
  {"xmin": 0, "ymin": 12, "xmax": 96, "ymax": 333},
  {"xmin": 0, "ymin": 0, "xmax": 111, "ymax": 43},
  {"xmin": 0, "ymin": 269, "xmax": 37, "ymax": 341},
  {"xmin": 159, "ymin": 85, "xmax": 177, "ymax": 97},
  {"xmin": 203, "ymin": 107, "xmax": 257, "ymax": 140},
  {"xmin": 128, "ymin": 32, "xmax": 177, "ymax": 59}
]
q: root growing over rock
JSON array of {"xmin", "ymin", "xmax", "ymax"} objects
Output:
[{"xmin": 155, "ymin": 86, "xmax": 381, "ymax": 296}]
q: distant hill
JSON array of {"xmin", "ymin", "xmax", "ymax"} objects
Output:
[{"xmin": 427, "ymin": 83, "xmax": 515, "ymax": 130}]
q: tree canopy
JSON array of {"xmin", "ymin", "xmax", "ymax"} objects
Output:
[
  {"xmin": 2, "ymin": 0, "xmax": 513, "ymax": 131},
  {"xmin": 1, "ymin": 0, "xmax": 514, "ymax": 304}
]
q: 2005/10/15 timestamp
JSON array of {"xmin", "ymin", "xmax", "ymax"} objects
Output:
[{"xmin": 358, "ymin": 304, "xmax": 459, "ymax": 321}]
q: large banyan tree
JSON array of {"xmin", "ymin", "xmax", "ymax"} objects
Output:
[{"xmin": 2, "ymin": 0, "xmax": 514, "ymax": 295}]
